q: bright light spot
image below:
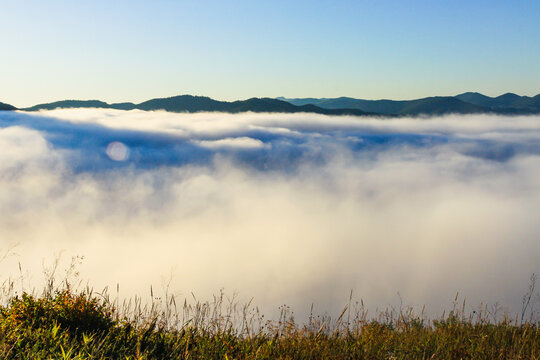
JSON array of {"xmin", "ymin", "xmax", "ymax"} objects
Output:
[{"xmin": 106, "ymin": 141, "xmax": 129, "ymax": 161}]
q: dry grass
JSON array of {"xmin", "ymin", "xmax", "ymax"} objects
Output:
[{"xmin": 0, "ymin": 259, "xmax": 538, "ymax": 359}]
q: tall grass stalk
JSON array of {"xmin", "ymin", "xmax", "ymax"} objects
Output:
[{"xmin": 0, "ymin": 261, "xmax": 537, "ymax": 359}]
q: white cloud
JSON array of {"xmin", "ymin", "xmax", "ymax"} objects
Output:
[
  {"xmin": 0, "ymin": 109, "xmax": 539, "ymax": 321},
  {"xmin": 196, "ymin": 137, "xmax": 267, "ymax": 149}
]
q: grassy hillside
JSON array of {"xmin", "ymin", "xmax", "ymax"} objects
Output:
[{"xmin": 0, "ymin": 282, "xmax": 538, "ymax": 359}]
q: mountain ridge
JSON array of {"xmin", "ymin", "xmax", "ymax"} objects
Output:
[
  {"xmin": 279, "ymin": 92, "xmax": 540, "ymax": 115},
  {"xmin": 23, "ymin": 95, "xmax": 374, "ymax": 116},
  {"xmin": 0, "ymin": 102, "xmax": 17, "ymax": 111},
  {"xmin": 4, "ymin": 92, "xmax": 540, "ymax": 116}
]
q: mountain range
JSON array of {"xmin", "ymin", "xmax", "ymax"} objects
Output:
[
  {"xmin": 1, "ymin": 92, "xmax": 539, "ymax": 116},
  {"xmin": 16, "ymin": 96, "xmax": 371, "ymax": 116},
  {"xmin": 277, "ymin": 92, "xmax": 540, "ymax": 115}
]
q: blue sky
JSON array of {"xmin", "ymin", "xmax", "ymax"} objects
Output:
[{"xmin": 1, "ymin": 0, "xmax": 539, "ymax": 107}]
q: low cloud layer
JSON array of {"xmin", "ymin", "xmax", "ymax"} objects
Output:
[{"xmin": 0, "ymin": 109, "xmax": 539, "ymax": 320}]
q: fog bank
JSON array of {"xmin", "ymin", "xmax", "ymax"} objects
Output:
[{"xmin": 0, "ymin": 109, "xmax": 539, "ymax": 320}]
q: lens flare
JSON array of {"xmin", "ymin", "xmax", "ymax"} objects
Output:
[{"xmin": 106, "ymin": 141, "xmax": 129, "ymax": 161}]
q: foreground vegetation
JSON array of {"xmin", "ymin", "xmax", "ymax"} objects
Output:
[
  {"xmin": 0, "ymin": 259, "xmax": 537, "ymax": 359},
  {"xmin": 0, "ymin": 281, "xmax": 538, "ymax": 360}
]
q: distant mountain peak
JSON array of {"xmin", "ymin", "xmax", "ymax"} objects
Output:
[
  {"xmin": 496, "ymin": 92, "xmax": 521, "ymax": 100},
  {"xmin": 24, "ymin": 100, "xmax": 109, "ymax": 111},
  {"xmin": 0, "ymin": 102, "xmax": 17, "ymax": 111}
]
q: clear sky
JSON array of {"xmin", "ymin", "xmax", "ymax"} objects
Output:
[{"xmin": 1, "ymin": 0, "xmax": 539, "ymax": 107}]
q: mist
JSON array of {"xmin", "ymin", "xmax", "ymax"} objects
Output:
[{"xmin": 0, "ymin": 109, "xmax": 539, "ymax": 320}]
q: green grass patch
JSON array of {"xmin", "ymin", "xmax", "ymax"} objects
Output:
[{"xmin": 0, "ymin": 285, "xmax": 538, "ymax": 359}]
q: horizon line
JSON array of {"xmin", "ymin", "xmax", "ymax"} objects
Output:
[{"xmin": 4, "ymin": 90, "xmax": 540, "ymax": 109}]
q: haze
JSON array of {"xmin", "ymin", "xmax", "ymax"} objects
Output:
[{"xmin": 0, "ymin": 109, "xmax": 538, "ymax": 319}]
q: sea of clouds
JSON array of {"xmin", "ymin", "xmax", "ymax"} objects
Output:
[{"xmin": 0, "ymin": 109, "xmax": 539, "ymax": 320}]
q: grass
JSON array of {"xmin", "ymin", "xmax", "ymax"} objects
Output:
[{"xmin": 0, "ymin": 264, "xmax": 538, "ymax": 359}]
